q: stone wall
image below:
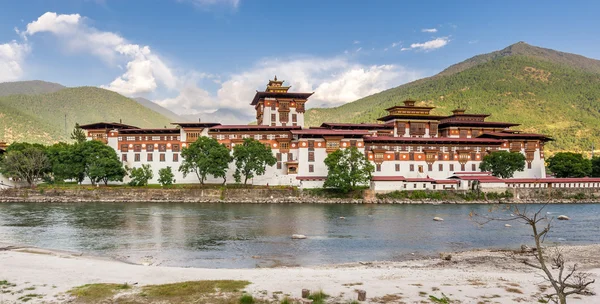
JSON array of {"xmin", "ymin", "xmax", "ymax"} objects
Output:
[{"xmin": 0, "ymin": 186, "xmax": 598, "ymax": 204}]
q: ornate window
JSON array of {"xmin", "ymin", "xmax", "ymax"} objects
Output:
[
  {"xmin": 410, "ymin": 123, "xmax": 426, "ymax": 136},
  {"xmin": 172, "ymin": 144, "xmax": 180, "ymax": 152}
]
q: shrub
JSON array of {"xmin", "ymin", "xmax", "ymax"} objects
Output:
[
  {"xmin": 128, "ymin": 164, "xmax": 153, "ymax": 186},
  {"xmin": 158, "ymin": 167, "xmax": 176, "ymax": 186}
]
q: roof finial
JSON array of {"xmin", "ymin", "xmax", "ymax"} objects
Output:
[{"xmin": 274, "ymin": 75, "xmax": 277, "ymax": 81}]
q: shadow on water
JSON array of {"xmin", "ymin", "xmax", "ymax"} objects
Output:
[{"xmin": 0, "ymin": 202, "xmax": 598, "ymax": 268}]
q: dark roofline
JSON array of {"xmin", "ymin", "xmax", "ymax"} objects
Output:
[
  {"xmin": 477, "ymin": 132, "xmax": 553, "ymax": 141},
  {"xmin": 438, "ymin": 121, "xmax": 520, "ymax": 128},
  {"xmin": 79, "ymin": 122, "xmax": 140, "ymax": 130},
  {"xmin": 250, "ymin": 91, "xmax": 314, "ymax": 105},
  {"xmin": 171, "ymin": 122, "xmax": 221, "ymax": 128},
  {"xmin": 118, "ymin": 128, "xmax": 180, "ymax": 135},
  {"xmin": 377, "ymin": 115, "xmax": 447, "ymax": 122}
]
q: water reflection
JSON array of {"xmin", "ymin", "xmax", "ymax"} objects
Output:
[{"xmin": 0, "ymin": 202, "xmax": 598, "ymax": 268}]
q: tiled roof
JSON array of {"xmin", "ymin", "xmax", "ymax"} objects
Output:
[
  {"xmin": 251, "ymin": 91, "xmax": 314, "ymax": 105},
  {"xmin": 79, "ymin": 122, "xmax": 140, "ymax": 130},
  {"xmin": 364, "ymin": 136, "xmax": 504, "ymax": 144}
]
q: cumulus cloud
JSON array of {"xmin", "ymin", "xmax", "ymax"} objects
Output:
[
  {"xmin": 421, "ymin": 28, "xmax": 437, "ymax": 33},
  {"xmin": 157, "ymin": 56, "xmax": 423, "ymax": 115},
  {"xmin": 401, "ymin": 37, "xmax": 449, "ymax": 52},
  {"xmin": 0, "ymin": 41, "xmax": 30, "ymax": 82},
  {"xmin": 22, "ymin": 12, "xmax": 177, "ymax": 95}
]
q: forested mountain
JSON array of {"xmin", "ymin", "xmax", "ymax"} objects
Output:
[
  {"xmin": 0, "ymin": 87, "xmax": 172, "ymax": 144},
  {"xmin": 0, "ymin": 80, "xmax": 66, "ymax": 97},
  {"xmin": 305, "ymin": 42, "xmax": 600, "ymax": 152}
]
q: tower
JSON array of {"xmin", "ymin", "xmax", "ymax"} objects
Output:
[{"xmin": 251, "ymin": 76, "xmax": 313, "ymax": 128}]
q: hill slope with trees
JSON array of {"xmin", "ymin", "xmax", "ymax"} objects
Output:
[
  {"xmin": 0, "ymin": 87, "xmax": 173, "ymax": 144},
  {"xmin": 306, "ymin": 42, "xmax": 600, "ymax": 152}
]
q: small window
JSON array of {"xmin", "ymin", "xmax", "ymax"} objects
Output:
[
  {"xmin": 418, "ymin": 166, "xmax": 424, "ymax": 173},
  {"xmin": 122, "ymin": 154, "xmax": 127, "ymax": 161},
  {"xmin": 173, "ymin": 154, "xmax": 179, "ymax": 162},
  {"xmin": 309, "ymin": 165, "xmax": 314, "ymax": 172},
  {"xmin": 134, "ymin": 144, "xmax": 142, "ymax": 152},
  {"xmin": 450, "ymin": 164, "xmax": 454, "ymax": 171},
  {"xmin": 308, "ymin": 151, "xmax": 315, "ymax": 162},
  {"xmin": 121, "ymin": 144, "xmax": 129, "ymax": 152},
  {"xmin": 428, "ymin": 164, "xmax": 433, "ymax": 171},
  {"xmin": 134, "ymin": 154, "xmax": 140, "ymax": 162},
  {"xmin": 461, "ymin": 164, "xmax": 466, "ymax": 171},
  {"xmin": 472, "ymin": 163, "xmax": 476, "ymax": 171},
  {"xmin": 146, "ymin": 145, "xmax": 154, "ymax": 152},
  {"xmin": 147, "ymin": 153, "xmax": 153, "ymax": 162},
  {"xmin": 395, "ymin": 164, "xmax": 400, "ymax": 171},
  {"xmin": 160, "ymin": 154, "xmax": 165, "ymax": 162},
  {"xmin": 172, "ymin": 144, "xmax": 180, "ymax": 152},
  {"xmin": 271, "ymin": 114, "xmax": 276, "ymax": 121},
  {"xmin": 410, "ymin": 164, "xmax": 414, "ymax": 172},
  {"xmin": 528, "ymin": 162, "xmax": 532, "ymax": 169},
  {"xmin": 280, "ymin": 142, "xmax": 289, "ymax": 150},
  {"xmin": 277, "ymin": 162, "xmax": 282, "ymax": 169},
  {"xmin": 158, "ymin": 144, "xmax": 167, "ymax": 152},
  {"xmin": 439, "ymin": 164, "xmax": 443, "ymax": 171},
  {"xmin": 376, "ymin": 164, "xmax": 381, "ymax": 172}
]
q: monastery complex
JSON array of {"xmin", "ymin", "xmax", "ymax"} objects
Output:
[{"xmin": 70, "ymin": 77, "xmax": 600, "ymax": 191}]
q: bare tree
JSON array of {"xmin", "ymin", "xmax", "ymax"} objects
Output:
[{"xmin": 472, "ymin": 204, "xmax": 595, "ymax": 304}]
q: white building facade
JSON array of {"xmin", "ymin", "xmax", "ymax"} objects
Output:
[{"xmin": 80, "ymin": 77, "xmax": 552, "ymax": 191}]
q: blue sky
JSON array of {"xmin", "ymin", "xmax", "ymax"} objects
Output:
[{"xmin": 1, "ymin": 0, "xmax": 599, "ymax": 116}]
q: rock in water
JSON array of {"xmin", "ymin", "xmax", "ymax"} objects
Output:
[
  {"xmin": 433, "ymin": 217, "xmax": 444, "ymax": 221},
  {"xmin": 505, "ymin": 224, "xmax": 512, "ymax": 227},
  {"xmin": 339, "ymin": 216, "xmax": 346, "ymax": 219},
  {"xmin": 292, "ymin": 234, "xmax": 307, "ymax": 239},
  {"xmin": 557, "ymin": 215, "xmax": 570, "ymax": 220}
]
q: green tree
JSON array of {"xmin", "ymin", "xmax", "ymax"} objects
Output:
[
  {"xmin": 80, "ymin": 140, "xmax": 126, "ymax": 185},
  {"xmin": 158, "ymin": 166, "xmax": 176, "ymax": 186},
  {"xmin": 129, "ymin": 164, "xmax": 154, "ymax": 186},
  {"xmin": 233, "ymin": 138, "xmax": 276, "ymax": 185},
  {"xmin": 479, "ymin": 151, "xmax": 526, "ymax": 178},
  {"xmin": 179, "ymin": 137, "xmax": 232, "ymax": 184},
  {"xmin": 70, "ymin": 123, "xmax": 87, "ymax": 144},
  {"xmin": 323, "ymin": 147, "xmax": 375, "ymax": 193},
  {"xmin": 592, "ymin": 156, "xmax": 600, "ymax": 177},
  {"xmin": 0, "ymin": 143, "xmax": 50, "ymax": 187},
  {"xmin": 547, "ymin": 152, "xmax": 592, "ymax": 178}
]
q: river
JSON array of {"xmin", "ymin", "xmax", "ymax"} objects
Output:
[{"xmin": 0, "ymin": 202, "xmax": 598, "ymax": 268}]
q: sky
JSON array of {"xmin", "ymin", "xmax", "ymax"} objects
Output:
[{"xmin": 1, "ymin": 0, "xmax": 600, "ymax": 118}]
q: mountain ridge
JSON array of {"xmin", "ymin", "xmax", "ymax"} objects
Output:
[{"xmin": 305, "ymin": 42, "xmax": 600, "ymax": 152}]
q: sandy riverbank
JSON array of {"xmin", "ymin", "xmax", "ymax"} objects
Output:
[{"xmin": 0, "ymin": 244, "xmax": 599, "ymax": 303}]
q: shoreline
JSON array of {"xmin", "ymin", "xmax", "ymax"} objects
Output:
[{"xmin": 1, "ymin": 243, "xmax": 599, "ymax": 303}]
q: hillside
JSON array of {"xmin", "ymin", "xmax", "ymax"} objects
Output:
[
  {"xmin": 134, "ymin": 97, "xmax": 182, "ymax": 122},
  {"xmin": 0, "ymin": 80, "xmax": 66, "ymax": 97},
  {"xmin": 305, "ymin": 42, "xmax": 600, "ymax": 152},
  {"xmin": 0, "ymin": 87, "xmax": 173, "ymax": 144}
]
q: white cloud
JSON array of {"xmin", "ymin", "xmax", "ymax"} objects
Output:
[
  {"xmin": 157, "ymin": 56, "xmax": 423, "ymax": 115},
  {"xmin": 0, "ymin": 41, "xmax": 30, "ymax": 82},
  {"xmin": 421, "ymin": 28, "xmax": 437, "ymax": 33},
  {"xmin": 23, "ymin": 12, "xmax": 177, "ymax": 95},
  {"xmin": 356, "ymin": 47, "xmax": 362, "ymax": 53},
  {"xmin": 401, "ymin": 37, "xmax": 449, "ymax": 52},
  {"xmin": 353, "ymin": 40, "xmax": 360, "ymax": 44},
  {"xmin": 391, "ymin": 41, "xmax": 402, "ymax": 48}
]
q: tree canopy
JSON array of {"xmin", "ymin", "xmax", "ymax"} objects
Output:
[
  {"xmin": 0, "ymin": 142, "xmax": 50, "ymax": 186},
  {"xmin": 233, "ymin": 138, "xmax": 276, "ymax": 185},
  {"xmin": 479, "ymin": 150, "xmax": 526, "ymax": 178},
  {"xmin": 70, "ymin": 123, "xmax": 87, "ymax": 144},
  {"xmin": 80, "ymin": 140, "xmax": 127, "ymax": 185},
  {"xmin": 323, "ymin": 147, "xmax": 374, "ymax": 192},
  {"xmin": 179, "ymin": 137, "xmax": 232, "ymax": 184},
  {"xmin": 158, "ymin": 167, "xmax": 176, "ymax": 186},
  {"xmin": 129, "ymin": 164, "xmax": 153, "ymax": 186},
  {"xmin": 547, "ymin": 152, "xmax": 591, "ymax": 178}
]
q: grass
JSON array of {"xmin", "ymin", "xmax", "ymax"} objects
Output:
[
  {"xmin": 68, "ymin": 280, "xmax": 252, "ymax": 304},
  {"xmin": 429, "ymin": 293, "xmax": 453, "ymax": 303},
  {"xmin": 505, "ymin": 287, "xmax": 524, "ymax": 294},
  {"xmin": 307, "ymin": 290, "xmax": 329, "ymax": 304},
  {"xmin": 68, "ymin": 283, "xmax": 131, "ymax": 302},
  {"xmin": 17, "ymin": 293, "xmax": 44, "ymax": 302}
]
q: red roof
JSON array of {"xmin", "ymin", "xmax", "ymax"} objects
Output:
[
  {"xmin": 477, "ymin": 132, "xmax": 552, "ymax": 141},
  {"xmin": 364, "ymin": 136, "xmax": 504, "ymax": 144},
  {"xmin": 171, "ymin": 122, "xmax": 221, "ymax": 128},
  {"xmin": 434, "ymin": 180, "xmax": 460, "ymax": 184},
  {"xmin": 505, "ymin": 177, "xmax": 600, "ymax": 183},
  {"xmin": 291, "ymin": 129, "xmax": 370, "ymax": 136},
  {"xmin": 438, "ymin": 121, "xmax": 519, "ymax": 128},
  {"xmin": 405, "ymin": 177, "xmax": 435, "ymax": 182},
  {"xmin": 296, "ymin": 176, "xmax": 327, "ymax": 181},
  {"xmin": 451, "ymin": 175, "xmax": 504, "ymax": 183},
  {"xmin": 118, "ymin": 128, "xmax": 180, "ymax": 135},
  {"xmin": 371, "ymin": 176, "xmax": 406, "ymax": 181}
]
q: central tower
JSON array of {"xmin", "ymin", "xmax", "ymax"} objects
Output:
[{"xmin": 251, "ymin": 76, "xmax": 313, "ymax": 127}]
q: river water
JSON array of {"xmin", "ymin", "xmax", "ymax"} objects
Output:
[{"xmin": 0, "ymin": 202, "xmax": 598, "ymax": 268}]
